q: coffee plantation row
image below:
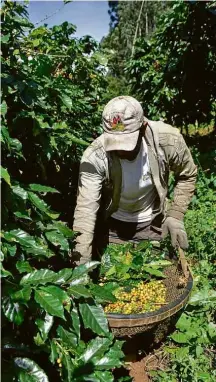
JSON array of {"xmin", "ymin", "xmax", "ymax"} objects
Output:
[{"xmin": 1, "ymin": 1, "xmax": 216, "ymax": 381}]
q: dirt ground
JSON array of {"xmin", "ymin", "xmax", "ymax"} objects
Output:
[{"xmin": 125, "ymin": 345, "xmax": 170, "ymax": 382}]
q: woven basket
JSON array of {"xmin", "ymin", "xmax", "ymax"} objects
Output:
[{"xmin": 106, "ymin": 247, "xmax": 193, "ymax": 339}]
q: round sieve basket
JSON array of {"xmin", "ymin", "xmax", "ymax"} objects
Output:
[{"xmin": 105, "ymin": 246, "xmax": 193, "ymax": 339}]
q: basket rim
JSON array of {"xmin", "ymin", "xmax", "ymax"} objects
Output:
[{"xmin": 106, "ymin": 271, "xmax": 193, "ymax": 321}]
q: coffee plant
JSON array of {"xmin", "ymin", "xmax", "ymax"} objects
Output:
[
  {"xmin": 1, "ymin": 1, "xmax": 216, "ymax": 381},
  {"xmin": 1, "ymin": 2, "xmax": 126, "ymax": 381}
]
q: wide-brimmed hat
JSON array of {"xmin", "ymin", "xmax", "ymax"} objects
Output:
[{"xmin": 102, "ymin": 96, "xmax": 144, "ymax": 151}]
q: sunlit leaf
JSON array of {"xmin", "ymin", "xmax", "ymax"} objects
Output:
[
  {"xmin": 15, "ymin": 358, "xmax": 49, "ymax": 382},
  {"xmin": 11, "ymin": 287, "xmax": 32, "ymax": 302},
  {"xmin": 20, "ymin": 269, "xmax": 57, "ymax": 286},
  {"xmin": 29, "ymin": 184, "xmax": 59, "ymax": 193},
  {"xmin": 1, "ymin": 166, "xmax": 11, "ymax": 186},
  {"xmin": 80, "ymin": 337, "xmax": 112, "ymax": 363},
  {"xmin": 79, "ymin": 303, "xmax": 109, "ymax": 336},
  {"xmin": 34, "ymin": 288, "xmax": 65, "ymax": 319},
  {"xmin": 68, "ymin": 285, "xmax": 92, "ymax": 299},
  {"xmin": 2, "ymin": 297, "xmax": 24, "ymax": 325},
  {"xmin": 170, "ymin": 332, "xmax": 189, "ymax": 344},
  {"xmin": 45, "ymin": 230, "xmax": 69, "ymax": 251},
  {"xmin": 28, "ymin": 192, "xmax": 59, "ymax": 219},
  {"xmin": 12, "ymin": 185, "xmax": 28, "ymax": 200},
  {"xmin": 57, "ymin": 325, "xmax": 77, "ymax": 348},
  {"xmin": 35, "ymin": 313, "xmax": 54, "ymax": 342},
  {"xmin": 16, "ymin": 261, "xmax": 33, "ymax": 274}
]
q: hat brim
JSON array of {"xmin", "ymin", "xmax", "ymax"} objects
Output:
[{"xmin": 103, "ymin": 130, "xmax": 140, "ymax": 152}]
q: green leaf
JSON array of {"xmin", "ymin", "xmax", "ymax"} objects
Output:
[
  {"xmin": 94, "ymin": 351, "xmax": 123, "ymax": 370},
  {"xmin": 68, "ymin": 285, "xmax": 92, "ymax": 299},
  {"xmin": 84, "ymin": 371, "xmax": 114, "ymax": 382},
  {"xmin": 32, "ymin": 39, "xmax": 40, "ymax": 47},
  {"xmin": 49, "ymin": 340, "xmax": 58, "ymax": 364},
  {"xmin": 90, "ymin": 285, "xmax": 117, "ymax": 303},
  {"xmin": 1, "ymin": 101, "xmax": 8, "ymax": 116},
  {"xmin": 45, "ymin": 230, "xmax": 69, "ymax": 251},
  {"xmin": 20, "ymin": 269, "xmax": 58, "ymax": 286},
  {"xmin": 1, "ymin": 166, "xmax": 11, "ymax": 186},
  {"xmin": 60, "ymin": 94, "xmax": 72, "ymax": 110},
  {"xmin": 196, "ymin": 345, "xmax": 204, "ymax": 357},
  {"xmin": 105, "ymin": 266, "xmax": 116, "ymax": 277},
  {"xmin": 21, "ymin": 268, "xmax": 77, "ymax": 286},
  {"xmin": 15, "ymin": 358, "xmax": 49, "ymax": 382},
  {"xmin": 175, "ymin": 346, "xmax": 189, "ymax": 359},
  {"xmin": 80, "ymin": 337, "xmax": 112, "ymax": 363},
  {"xmin": 79, "ymin": 303, "xmax": 109, "ymax": 336},
  {"xmin": 11, "ymin": 287, "xmax": 32, "ymax": 302},
  {"xmin": 16, "ymin": 261, "xmax": 33, "ymax": 274},
  {"xmin": 34, "ymin": 288, "xmax": 65, "ymax": 319},
  {"xmin": 35, "ymin": 313, "xmax": 54, "ymax": 342},
  {"xmin": 69, "ymin": 274, "xmax": 89, "ymax": 286},
  {"xmin": 0, "ymin": 263, "xmax": 13, "ymax": 278},
  {"xmin": 13, "ymin": 15, "xmax": 33, "ymax": 27},
  {"xmin": 2, "ymin": 34, "xmax": 10, "ymax": 43},
  {"xmin": 176, "ymin": 314, "xmax": 190, "ymax": 331},
  {"xmin": 197, "ymin": 372, "xmax": 212, "ymax": 381},
  {"xmin": 14, "ymin": 211, "xmax": 32, "ymax": 221},
  {"xmin": 12, "ymin": 185, "xmax": 28, "ymax": 200},
  {"xmin": 61, "ymin": 352, "xmax": 74, "ymax": 382},
  {"xmin": 2, "ymin": 297, "xmax": 24, "ymax": 325},
  {"xmin": 68, "ymin": 134, "xmax": 89, "ymax": 147},
  {"xmin": 46, "ymin": 222, "xmax": 74, "ymax": 238},
  {"xmin": 71, "ymin": 261, "xmax": 100, "ymax": 281},
  {"xmin": 29, "ymin": 184, "xmax": 59, "ymax": 193},
  {"xmin": 136, "ymin": 241, "xmax": 152, "ymax": 251},
  {"xmin": 189, "ymin": 288, "xmax": 216, "ymax": 306},
  {"xmin": 28, "ymin": 191, "xmax": 59, "ymax": 219},
  {"xmin": 4, "ymin": 229, "xmax": 53, "ymax": 258},
  {"xmin": 170, "ymin": 332, "xmax": 189, "ymax": 344},
  {"xmin": 5, "ymin": 243, "xmax": 17, "ymax": 257},
  {"xmin": 143, "ymin": 266, "xmax": 165, "ymax": 278},
  {"xmin": 57, "ymin": 325, "xmax": 77, "ymax": 348},
  {"xmin": 208, "ymin": 322, "xmax": 216, "ymax": 339},
  {"xmin": 147, "ymin": 260, "xmax": 172, "ymax": 267},
  {"xmin": 54, "ymin": 268, "xmax": 73, "ymax": 284},
  {"xmin": 40, "ymin": 285, "xmax": 70, "ymax": 307},
  {"xmin": 71, "ymin": 305, "xmax": 80, "ymax": 339}
]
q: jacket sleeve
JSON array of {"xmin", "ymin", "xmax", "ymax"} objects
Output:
[
  {"xmin": 167, "ymin": 133, "xmax": 197, "ymax": 221},
  {"xmin": 73, "ymin": 150, "xmax": 105, "ymax": 263}
]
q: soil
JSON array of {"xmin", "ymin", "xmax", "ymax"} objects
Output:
[{"xmin": 125, "ymin": 344, "xmax": 170, "ymax": 382}]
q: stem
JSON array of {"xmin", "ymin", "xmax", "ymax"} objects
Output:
[{"xmin": 131, "ymin": 0, "xmax": 145, "ymax": 58}]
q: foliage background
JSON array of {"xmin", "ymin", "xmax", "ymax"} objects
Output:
[{"xmin": 1, "ymin": 1, "xmax": 216, "ymax": 381}]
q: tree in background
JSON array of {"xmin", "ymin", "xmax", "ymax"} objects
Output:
[
  {"xmin": 101, "ymin": 0, "xmax": 169, "ymax": 76},
  {"xmin": 127, "ymin": 0, "xmax": 216, "ymax": 129},
  {"xmin": 101, "ymin": 0, "xmax": 170, "ymax": 102}
]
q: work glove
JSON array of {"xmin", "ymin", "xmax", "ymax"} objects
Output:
[{"xmin": 162, "ymin": 216, "xmax": 188, "ymax": 250}]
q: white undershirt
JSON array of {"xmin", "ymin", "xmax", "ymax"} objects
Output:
[{"xmin": 112, "ymin": 138, "xmax": 157, "ymax": 223}]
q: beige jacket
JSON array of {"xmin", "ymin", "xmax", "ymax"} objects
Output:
[{"xmin": 73, "ymin": 120, "xmax": 197, "ymax": 262}]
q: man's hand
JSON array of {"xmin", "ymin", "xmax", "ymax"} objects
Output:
[{"xmin": 162, "ymin": 217, "xmax": 188, "ymax": 249}]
